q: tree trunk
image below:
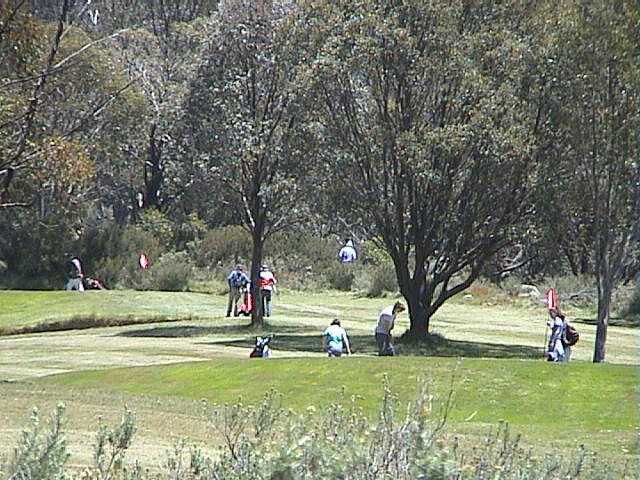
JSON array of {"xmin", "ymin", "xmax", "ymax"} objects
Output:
[
  {"xmin": 250, "ymin": 233, "xmax": 264, "ymax": 327},
  {"xmin": 402, "ymin": 275, "xmax": 430, "ymax": 337},
  {"xmin": 144, "ymin": 124, "xmax": 163, "ymax": 209},
  {"xmin": 593, "ymin": 276, "xmax": 612, "ymax": 363},
  {"xmin": 407, "ymin": 295, "xmax": 429, "ymax": 337}
]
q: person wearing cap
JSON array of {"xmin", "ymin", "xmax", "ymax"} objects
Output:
[
  {"xmin": 322, "ymin": 318, "xmax": 351, "ymax": 357},
  {"xmin": 258, "ymin": 265, "xmax": 277, "ymax": 317},
  {"xmin": 374, "ymin": 301, "xmax": 405, "ymax": 356},
  {"xmin": 227, "ymin": 264, "xmax": 249, "ymax": 317}
]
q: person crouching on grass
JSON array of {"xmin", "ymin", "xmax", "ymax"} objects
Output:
[
  {"xmin": 375, "ymin": 301, "xmax": 405, "ymax": 356},
  {"xmin": 323, "ymin": 319, "xmax": 351, "ymax": 357}
]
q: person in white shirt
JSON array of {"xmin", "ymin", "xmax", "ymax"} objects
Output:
[
  {"xmin": 547, "ymin": 309, "xmax": 571, "ymax": 362},
  {"xmin": 258, "ymin": 265, "xmax": 277, "ymax": 317},
  {"xmin": 65, "ymin": 256, "xmax": 85, "ymax": 291},
  {"xmin": 375, "ymin": 301, "xmax": 405, "ymax": 356},
  {"xmin": 338, "ymin": 239, "xmax": 357, "ymax": 264},
  {"xmin": 323, "ymin": 319, "xmax": 351, "ymax": 357}
]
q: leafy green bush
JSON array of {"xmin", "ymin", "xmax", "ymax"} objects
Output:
[
  {"xmin": 624, "ymin": 286, "xmax": 640, "ymax": 323},
  {"xmin": 137, "ymin": 209, "xmax": 175, "ymax": 248},
  {"xmin": 367, "ymin": 261, "xmax": 398, "ymax": 297},
  {"xmin": 352, "ymin": 262, "xmax": 398, "ymax": 297},
  {"xmin": 359, "ymin": 237, "xmax": 392, "ymax": 265},
  {"xmin": 188, "ymin": 266, "xmax": 229, "ymax": 295},
  {"xmin": 265, "ymin": 232, "xmax": 336, "ymax": 273},
  {"xmin": 547, "ymin": 275, "xmax": 597, "ymax": 307},
  {"xmin": 198, "ymin": 225, "xmax": 251, "ymax": 268},
  {"xmin": 324, "ymin": 263, "xmax": 355, "ymax": 290},
  {"xmin": 133, "ymin": 251, "xmax": 193, "ymax": 291},
  {"xmin": 93, "ymin": 226, "xmax": 165, "ymax": 289}
]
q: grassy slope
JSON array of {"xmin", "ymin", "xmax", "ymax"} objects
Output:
[
  {"xmin": 0, "ymin": 289, "xmax": 638, "ymax": 469},
  {"xmin": 0, "ymin": 290, "xmax": 224, "ymax": 331},
  {"xmin": 42, "ymin": 357, "xmax": 639, "ymax": 458},
  {"xmin": 1, "ymin": 289, "xmax": 637, "ymax": 364}
]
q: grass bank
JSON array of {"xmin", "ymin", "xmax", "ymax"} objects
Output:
[
  {"xmin": 42, "ymin": 357, "xmax": 639, "ymax": 459},
  {"xmin": 0, "ymin": 290, "xmax": 223, "ymax": 334}
]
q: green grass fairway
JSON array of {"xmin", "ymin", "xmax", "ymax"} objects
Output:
[
  {"xmin": 0, "ymin": 290, "xmax": 224, "ymax": 333},
  {"xmin": 1, "ymin": 289, "xmax": 637, "ymax": 364},
  {"xmin": 42, "ymin": 357, "xmax": 639, "ymax": 459},
  {"xmin": 0, "ymin": 289, "xmax": 638, "ymax": 470}
]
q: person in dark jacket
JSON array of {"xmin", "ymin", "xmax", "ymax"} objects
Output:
[{"xmin": 226, "ymin": 264, "xmax": 249, "ymax": 317}]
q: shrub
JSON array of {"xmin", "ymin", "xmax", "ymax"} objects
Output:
[
  {"xmin": 324, "ymin": 263, "xmax": 355, "ymax": 291},
  {"xmin": 548, "ymin": 275, "xmax": 597, "ymax": 307},
  {"xmin": 352, "ymin": 262, "xmax": 398, "ymax": 297},
  {"xmin": 7, "ymin": 404, "xmax": 69, "ymax": 480},
  {"xmin": 265, "ymin": 232, "xmax": 336, "ymax": 273},
  {"xmin": 174, "ymin": 212, "xmax": 208, "ymax": 250},
  {"xmin": 359, "ymin": 237, "xmax": 392, "ymax": 265},
  {"xmin": 133, "ymin": 251, "xmax": 193, "ymax": 291},
  {"xmin": 188, "ymin": 267, "xmax": 229, "ymax": 295},
  {"xmin": 367, "ymin": 261, "xmax": 398, "ymax": 297},
  {"xmin": 624, "ymin": 285, "xmax": 640, "ymax": 323},
  {"xmin": 137, "ymin": 209, "xmax": 175, "ymax": 248},
  {"xmin": 7, "ymin": 382, "xmax": 628, "ymax": 479},
  {"xmin": 198, "ymin": 226, "xmax": 251, "ymax": 268},
  {"xmin": 93, "ymin": 226, "xmax": 165, "ymax": 289}
]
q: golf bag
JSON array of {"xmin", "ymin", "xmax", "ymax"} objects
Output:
[
  {"xmin": 238, "ymin": 287, "xmax": 254, "ymax": 316},
  {"xmin": 250, "ymin": 336, "xmax": 272, "ymax": 358}
]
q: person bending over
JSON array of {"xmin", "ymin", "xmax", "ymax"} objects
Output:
[
  {"xmin": 375, "ymin": 301, "xmax": 405, "ymax": 356},
  {"xmin": 323, "ymin": 319, "xmax": 351, "ymax": 357}
]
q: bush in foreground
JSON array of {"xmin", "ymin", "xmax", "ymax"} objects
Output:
[{"xmin": 1, "ymin": 381, "xmax": 630, "ymax": 479}]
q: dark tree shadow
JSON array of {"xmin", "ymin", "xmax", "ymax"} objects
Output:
[
  {"xmin": 574, "ymin": 316, "xmax": 639, "ymax": 328},
  {"xmin": 117, "ymin": 323, "xmax": 319, "ymax": 338},
  {"xmin": 202, "ymin": 334, "xmax": 544, "ymax": 359}
]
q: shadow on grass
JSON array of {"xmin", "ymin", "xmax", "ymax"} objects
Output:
[
  {"xmin": 0, "ymin": 315, "xmax": 190, "ymax": 337},
  {"xmin": 203, "ymin": 333, "xmax": 543, "ymax": 359},
  {"xmin": 118, "ymin": 322, "xmax": 319, "ymax": 338},
  {"xmin": 574, "ymin": 316, "xmax": 639, "ymax": 328}
]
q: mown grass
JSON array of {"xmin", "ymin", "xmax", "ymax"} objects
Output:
[
  {"xmin": 42, "ymin": 357, "xmax": 639, "ymax": 458},
  {"xmin": 1, "ymin": 289, "xmax": 638, "ymax": 471},
  {"xmin": 0, "ymin": 290, "xmax": 224, "ymax": 333},
  {"xmin": 1, "ymin": 289, "xmax": 638, "ymax": 364}
]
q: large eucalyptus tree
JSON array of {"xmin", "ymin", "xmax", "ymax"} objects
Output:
[
  {"xmin": 182, "ymin": 0, "xmax": 314, "ymax": 325},
  {"xmin": 300, "ymin": 0, "xmax": 538, "ymax": 335}
]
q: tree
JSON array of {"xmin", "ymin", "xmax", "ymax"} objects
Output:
[
  {"xmin": 533, "ymin": 1, "xmax": 639, "ymax": 362},
  {"xmin": 0, "ymin": 1, "xmax": 147, "ymax": 281},
  {"xmin": 182, "ymin": 0, "xmax": 314, "ymax": 325},
  {"xmin": 109, "ymin": 0, "xmax": 217, "ymax": 211},
  {"xmin": 0, "ymin": 0, "xmax": 139, "ymax": 209},
  {"xmin": 301, "ymin": 0, "xmax": 537, "ymax": 335}
]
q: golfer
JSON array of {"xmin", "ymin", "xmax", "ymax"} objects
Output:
[
  {"xmin": 375, "ymin": 301, "xmax": 405, "ymax": 356},
  {"xmin": 322, "ymin": 319, "xmax": 351, "ymax": 357}
]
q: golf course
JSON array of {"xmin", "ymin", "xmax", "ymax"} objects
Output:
[{"xmin": 0, "ymin": 289, "xmax": 637, "ymax": 475}]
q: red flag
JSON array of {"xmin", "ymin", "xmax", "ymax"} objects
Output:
[
  {"xmin": 139, "ymin": 253, "xmax": 150, "ymax": 270},
  {"xmin": 546, "ymin": 288, "xmax": 558, "ymax": 311}
]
